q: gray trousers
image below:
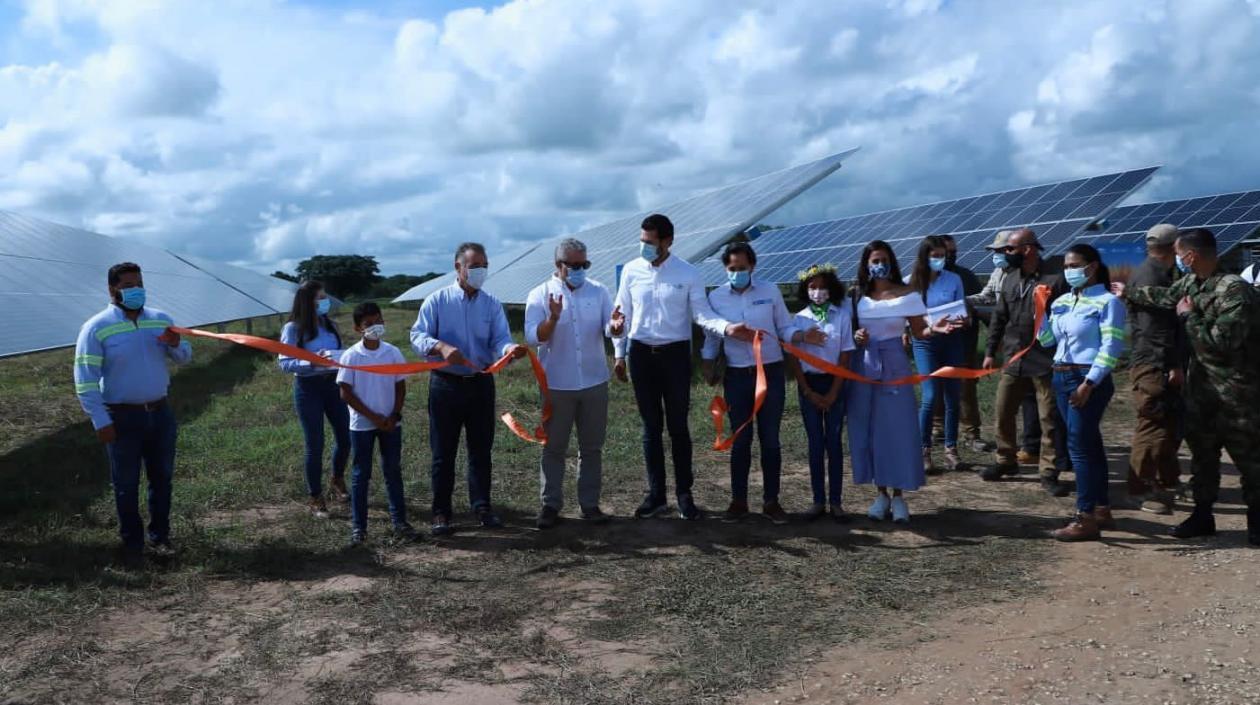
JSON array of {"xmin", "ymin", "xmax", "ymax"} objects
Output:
[{"xmin": 541, "ymin": 382, "xmax": 609, "ymax": 511}]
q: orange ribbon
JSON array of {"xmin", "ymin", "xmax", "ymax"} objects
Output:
[
  {"xmin": 709, "ymin": 285, "xmax": 1051, "ymax": 450},
  {"xmin": 169, "ymin": 326, "xmax": 552, "ymax": 445}
]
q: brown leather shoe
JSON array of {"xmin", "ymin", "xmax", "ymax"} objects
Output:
[
  {"xmin": 1016, "ymin": 450, "xmax": 1039, "ymax": 465},
  {"xmin": 1093, "ymin": 506, "xmax": 1116, "ymax": 530},
  {"xmin": 722, "ymin": 500, "xmax": 749, "ymax": 522},
  {"xmin": 329, "ymin": 475, "xmax": 350, "ymax": 502},
  {"xmin": 307, "ymin": 496, "xmax": 330, "ymax": 519},
  {"xmin": 1052, "ymin": 513, "xmax": 1100, "ymax": 542},
  {"xmin": 763, "ymin": 501, "xmax": 790, "ymax": 525}
]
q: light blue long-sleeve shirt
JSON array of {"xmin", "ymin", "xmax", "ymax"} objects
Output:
[
  {"xmin": 1036, "ymin": 283, "xmax": 1127, "ymax": 385},
  {"xmin": 921, "ymin": 269, "xmax": 965, "ymax": 309},
  {"xmin": 278, "ymin": 320, "xmax": 344, "ymax": 376},
  {"xmin": 410, "ymin": 284, "xmax": 516, "ymax": 375},
  {"xmin": 74, "ymin": 304, "xmax": 193, "ymax": 430}
]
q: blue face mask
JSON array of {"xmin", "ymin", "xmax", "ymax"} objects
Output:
[
  {"xmin": 119, "ymin": 287, "xmax": 146, "ymax": 310},
  {"xmin": 316, "ymin": 298, "xmax": 331, "ymax": 316},
  {"xmin": 1064, "ymin": 267, "xmax": 1089, "ymax": 289},
  {"xmin": 565, "ymin": 266, "xmax": 586, "ymax": 288},
  {"xmin": 929, "ymin": 257, "xmax": 947, "ymax": 273},
  {"xmin": 465, "ymin": 266, "xmax": 488, "ymax": 290},
  {"xmin": 868, "ymin": 262, "xmax": 890, "ymax": 280},
  {"xmin": 1175, "ymin": 254, "xmax": 1191, "ymax": 274},
  {"xmin": 640, "ymin": 242, "xmax": 658, "ymax": 262},
  {"xmin": 992, "ymin": 252, "xmax": 1010, "ymax": 270},
  {"xmin": 727, "ymin": 270, "xmax": 751, "ymax": 289}
]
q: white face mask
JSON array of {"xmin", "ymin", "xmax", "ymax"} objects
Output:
[
  {"xmin": 465, "ymin": 265, "xmax": 488, "ymax": 290},
  {"xmin": 363, "ymin": 323, "xmax": 385, "ymax": 340},
  {"xmin": 808, "ymin": 287, "xmax": 830, "ymax": 305}
]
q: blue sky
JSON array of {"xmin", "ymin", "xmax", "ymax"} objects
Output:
[{"xmin": 2, "ymin": 0, "xmax": 1259, "ymax": 275}]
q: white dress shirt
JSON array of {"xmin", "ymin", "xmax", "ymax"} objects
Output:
[
  {"xmin": 524, "ymin": 275, "xmax": 614, "ymax": 391},
  {"xmin": 612, "ymin": 254, "xmax": 732, "ymax": 358},
  {"xmin": 701, "ymin": 279, "xmax": 800, "ymax": 367},
  {"xmin": 792, "ymin": 304, "xmax": 857, "ymax": 374}
]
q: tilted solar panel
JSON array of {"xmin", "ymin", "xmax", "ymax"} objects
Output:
[
  {"xmin": 1090, "ymin": 190, "xmax": 1260, "ymax": 255},
  {"xmin": 394, "ymin": 148, "xmax": 860, "ymax": 304},
  {"xmin": 699, "ymin": 167, "xmax": 1159, "ymax": 286}
]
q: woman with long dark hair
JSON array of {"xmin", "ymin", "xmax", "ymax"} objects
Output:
[
  {"xmin": 279, "ymin": 280, "xmax": 351, "ymax": 517},
  {"xmin": 905, "ymin": 235, "xmax": 970, "ymax": 473},
  {"xmin": 848, "ymin": 241, "xmax": 961, "ymax": 523},
  {"xmin": 789, "ymin": 264, "xmax": 856, "ymax": 522},
  {"xmin": 1036, "ymin": 243, "xmax": 1126, "ymax": 541}
]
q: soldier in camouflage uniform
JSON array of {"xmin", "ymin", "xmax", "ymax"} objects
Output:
[{"xmin": 1118, "ymin": 228, "xmax": 1260, "ymax": 545}]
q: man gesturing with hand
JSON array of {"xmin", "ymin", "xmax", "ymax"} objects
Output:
[{"xmin": 611, "ymin": 214, "xmax": 752, "ymax": 521}]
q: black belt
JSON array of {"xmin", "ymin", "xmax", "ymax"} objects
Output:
[
  {"xmin": 434, "ymin": 370, "xmax": 487, "ymax": 382},
  {"xmin": 107, "ymin": 397, "xmax": 167, "ymax": 412},
  {"xmin": 630, "ymin": 340, "xmax": 688, "ymax": 354},
  {"xmin": 726, "ymin": 362, "xmax": 783, "ymax": 375}
]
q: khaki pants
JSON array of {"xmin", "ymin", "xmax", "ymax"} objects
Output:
[
  {"xmin": 1127, "ymin": 364, "xmax": 1181, "ymax": 494},
  {"xmin": 993, "ymin": 373, "xmax": 1058, "ymax": 477}
]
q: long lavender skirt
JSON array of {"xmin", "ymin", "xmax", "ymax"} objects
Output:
[{"xmin": 847, "ymin": 337, "xmax": 925, "ymax": 491}]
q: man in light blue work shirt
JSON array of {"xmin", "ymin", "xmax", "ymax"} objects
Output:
[
  {"xmin": 74, "ymin": 262, "xmax": 192, "ymax": 568},
  {"xmin": 411, "ymin": 242, "xmax": 526, "ymax": 536}
]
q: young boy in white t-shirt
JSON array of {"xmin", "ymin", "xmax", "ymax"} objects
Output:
[{"xmin": 337, "ymin": 302, "xmax": 414, "ymax": 545}]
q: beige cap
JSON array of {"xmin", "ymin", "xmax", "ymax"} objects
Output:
[
  {"xmin": 985, "ymin": 230, "xmax": 1012, "ymax": 250},
  {"xmin": 1145, "ymin": 223, "xmax": 1178, "ymax": 246}
]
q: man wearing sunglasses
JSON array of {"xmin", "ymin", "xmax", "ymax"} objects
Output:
[
  {"xmin": 524, "ymin": 238, "xmax": 622, "ymax": 529},
  {"xmin": 981, "ymin": 228, "xmax": 1070, "ymax": 495}
]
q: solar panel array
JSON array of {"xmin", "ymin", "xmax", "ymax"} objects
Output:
[
  {"xmin": 699, "ymin": 167, "xmax": 1159, "ymax": 286},
  {"xmin": 1085, "ymin": 190, "xmax": 1260, "ymax": 254},
  {"xmin": 0, "ymin": 211, "xmax": 298, "ymax": 358},
  {"xmin": 395, "ymin": 148, "xmax": 860, "ymax": 304}
]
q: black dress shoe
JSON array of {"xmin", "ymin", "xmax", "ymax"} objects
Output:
[
  {"xmin": 1246, "ymin": 507, "xmax": 1260, "ymax": 547},
  {"xmin": 634, "ymin": 496, "xmax": 669, "ymax": 519},
  {"xmin": 1170, "ymin": 506, "xmax": 1216, "ymax": 539},
  {"xmin": 1041, "ymin": 476, "xmax": 1071, "ymax": 498},
  {"xmin": 677, "ymin": 494, "xmax": 702, "ymax": 521},
  {"xmin": 978, "ymin": 464, "xmax": 1018, "ymax": 482},
  {"xmin": 536, "ymin": 505, "xmax": 560, "ymax": 530}
]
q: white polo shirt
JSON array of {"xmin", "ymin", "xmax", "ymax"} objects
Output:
[
  {"xmin": 612, "ymin": 254, "xmax": 731, "ymax": 358},
  {"xmin": 524, "ymin": 275, "xmax": 614, "ymax": 391},
  {"xmin": 792, "ymin": 304, "xmax": 857, "ymax": 374},
  {"xmin": 701, "ymin": 279, "xmax": 800, "ymax": 367}
]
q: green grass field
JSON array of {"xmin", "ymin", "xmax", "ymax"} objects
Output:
[{"xmin": 0, "ymin": 305, "xmax": 1129, "ymax": 704}]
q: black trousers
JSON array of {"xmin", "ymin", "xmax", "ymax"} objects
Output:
[
  {"xmin": 628, "ymin": 340, "xmax": 694, "ymax": 501},
  {"xmin": 428, "ymin": 372, "xmax": 496, "ymax": 515}
]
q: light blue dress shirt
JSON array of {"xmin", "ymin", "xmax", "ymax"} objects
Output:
[
  {"xmin": 1037, "ymin": 283, "xmax": 1127, "ymax": 385},
  {"xmin": 410, "ymin": 284, "xmax": 516, "ymax": 376}
]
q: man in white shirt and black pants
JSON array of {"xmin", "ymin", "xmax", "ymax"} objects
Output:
[
  {"xmin": 702, "ymin": 242, "xmax": 823, "ymax": 524},
  {"xmin": 613, "ymin": 214, "xmax": 754, "ymax": 520},
  {"xmin": 525, "ymin": 238, "xmax": 622, "ymax": 528}
]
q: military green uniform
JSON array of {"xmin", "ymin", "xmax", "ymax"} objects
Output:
[{"xmin": 1127, "ymin": 272, "xmax": 1260, "ymax": 508}]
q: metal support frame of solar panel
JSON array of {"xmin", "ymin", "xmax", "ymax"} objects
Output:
[
  {"xmin": 0, "ymin": 211, "xmax": 296, "ymax": 358},
  {"xmin": 395, "ymin": 147, "xmax": 860, "ymax": 304},
  {"xmin": 699, "ymin": 167, "xmax": 1158, "ymax": 286},
  {"xmin": 1084, "ymin": 190, "xmax": 1260, "ymax": 256}
]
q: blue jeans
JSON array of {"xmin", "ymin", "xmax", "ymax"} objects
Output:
[
  {"xmin": 105, "ymin": 405, "xmax": 177, "ymax": 550},
  {"xmin": 428, "ymin": 373, "xmax": 496, "ymax": 515},
  {"xmin": 800, "ymin": 373, "xmax": 845, "ymax": 506},
  {"xmin": 724, "ymin": 362, "xmax": 786, "ymax": 503},
  {"xmin": 628, "ymin": 341, "xmax": 694, "ymax": 501},
  {"xmin": 350, "ymin": 427, "xmax": 406, "ymax": 533},
  {"xmin": 293, "ymin": 374, "xmax": 350, "ymax": 498},
  {"xmin": 912, "ymin": 333, "xmax": 963, "ymax": 449},
  {"xmin": 1053, "ymin": 369, "xmax": 1115, "ymax": 513}
]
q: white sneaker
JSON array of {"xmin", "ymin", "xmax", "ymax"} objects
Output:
[
  {"xmin": 867, "ymin": 494, "xmax": 891, "ymax": 521},
  {"xmin": 891, "ymin": 496, "xmax": 910, "ymax": 524}
]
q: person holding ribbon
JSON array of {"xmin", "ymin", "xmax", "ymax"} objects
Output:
[
  {"xmin": 524, "ymin": 238, "xmax": 620, "ymax": 529},
  {"xmin": 788, "ymin": 263, "xmax": 856, "ymax": 522},
  {"xmin": 849, "ymin": 241, "xmax": 961, "ymax": 523},
  {"xmin": 612, "ymin": 214, "xmax": 755, "ymax": 521},
  {"xmin": 906, "ymin": 235, "xmax": 970, "ymax": 474},
  {"xmin": 1036, "ymin": 244, "xmax": 1126, "ymax": 541},
  {"xmin": 411, "ymin": 242, "xmax": 528, "ymax": 536},
  {"xmin": 701, "ymin": 242, "xmax": 825, "ymax": 524},
  {"xmin": 74, "ymin": 262, "xmax": 193, "ymax": 568},
  {"xmin": 279, "ymin": 280, "xmax": 351, "ymax": 519}
]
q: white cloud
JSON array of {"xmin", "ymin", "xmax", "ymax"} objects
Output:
[{"xmin": 1, "ymin": 0, "xmax": 1259, "ymax": 276}]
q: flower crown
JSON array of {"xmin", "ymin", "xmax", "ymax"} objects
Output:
[{"xmin": 796, "ymin": 263, "xmax": 838, "ymax": 282}]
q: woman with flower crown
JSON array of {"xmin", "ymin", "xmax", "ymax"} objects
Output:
[
  {"xmin": 847, "ymin": 241, "xmax": 962, "ymax": 523},
  {"xmin": 787, "ymin": 263, "xmax": 857, "ymax": 522}
]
